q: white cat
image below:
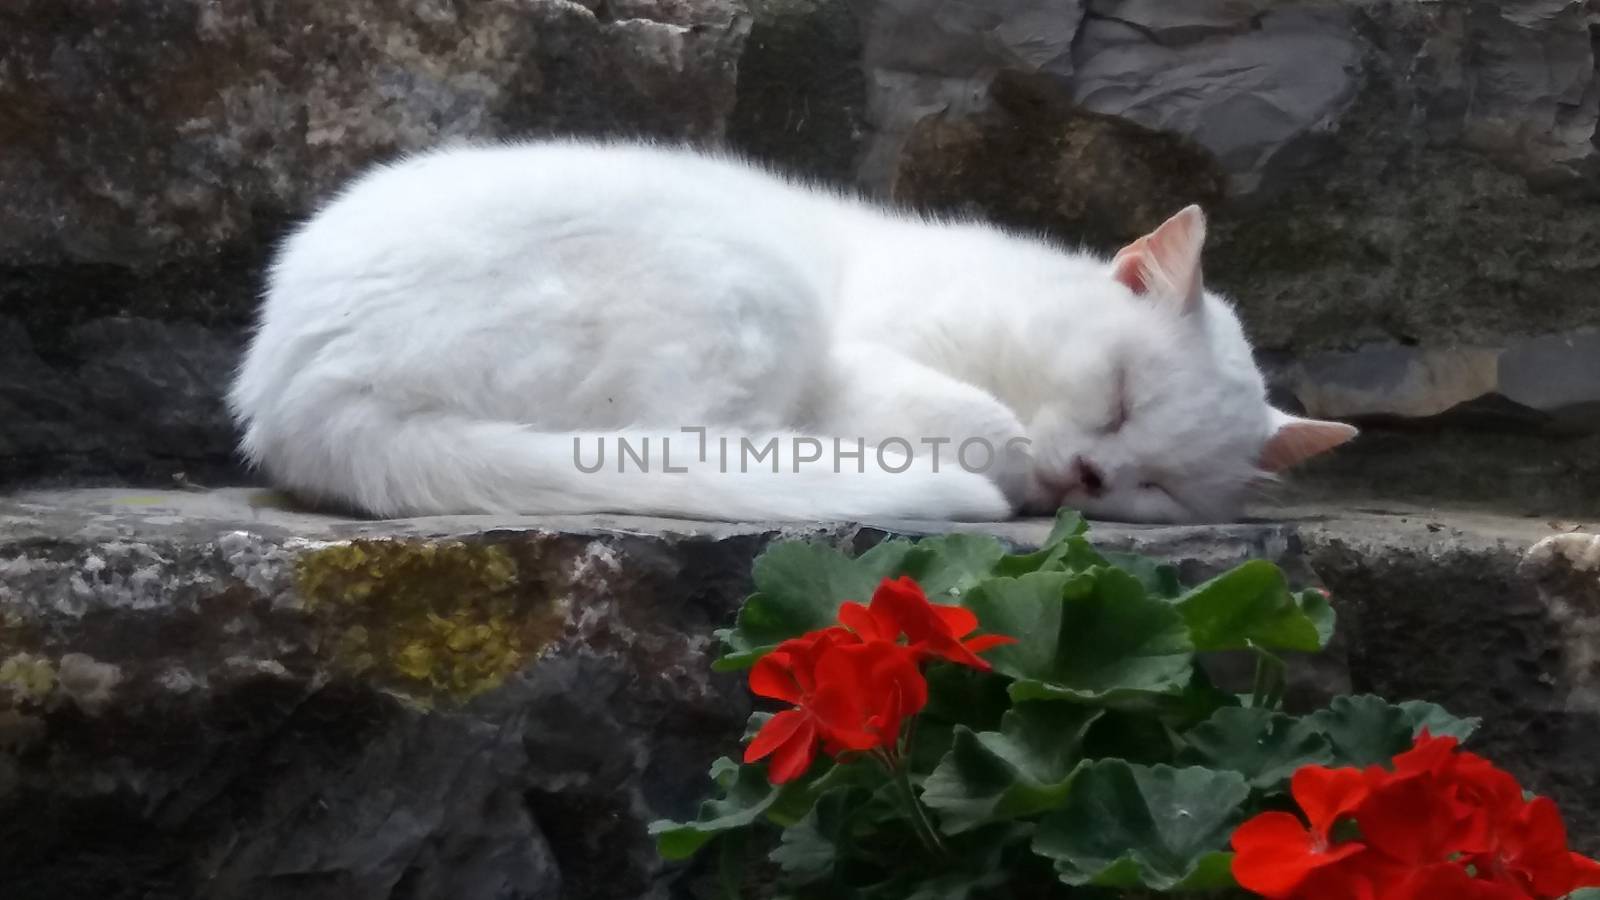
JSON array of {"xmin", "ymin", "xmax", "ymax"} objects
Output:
[{"xmin": 229, "ymin": 140, "xmax": 1355, "ymax": 523}]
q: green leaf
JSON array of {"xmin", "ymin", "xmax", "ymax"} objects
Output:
[
  {"xmin": 900, "ymin": 870, "xmax": 1009, "ymax": 900},
  {"xmin": 1101, "ymin": 551, "xmax": 1183, "ymax": 599},
  {"xmin": 1177, "ymin": 707, "xmax": 1334, "ymax": 790},
  {"xmin": 1297, "ymin": 588, "xmax": 1337, "ymax": 648},
  {"xmin": 1173, "ymin": 560, "xmax": 1329, "ymax": 653},
  {"xmin": 992, "ymin": 541, "xmax": 1073, "ymax": 578},
  {"xmin": 715, "ymin": 541, "xmax": 904, "ymax": 669},
  {"xmin": 1307, "ymin": 695, "xmax": 1478, "ymax": 768},
  {"xmin": 964, "ymin": 570, "xmax": 1194, "ymax": 705},
  {"xmin": 715, "ymin": 534, "xmax": 1016, "ymax": 669},
  {"xmin": 921, "ymin": 665, "xmax": 1013, "ymax": 732},
  {"xmin": 993, "ymin": 511, "xmax": 1101, "ymax": 578},
  {"xmin": 769, "ymin": 787, "xmax": 866, "ymax": 880},
  {"xmin": 1081, "ymin": 709, "xmax": 1180, "ymax": 766},
  {"xmin": 1168, "ymin": 664, "xmax": 1243, "ymax": 726},
  {"xmin": 742, "ymin": 711, "xmax": 772, "ymax": 741},
  {"xmin": 856, "ymin": 822, "xmax": 1035, "ymax": 900},
  {"xmin": 649, "ymin": 757, "xmax": 795, "ymax": 860},
  {"xmin": 1308, "ymin": 695, "xmax": 1412, "ymax": 768},
  {"xmin": 1564, "ymin": 890, "xmax": 1600, "ymax": 900},
  {"xmin": 922, "ymin": 702, "xmax": 1103, "ymax": 833},
  {"xmin": 894, "ymin": 533, "xmax": 1008, "ymax": 601},
  {"xmin": 1045, "ymin": 508, "xmax": 1089, "ymax": 545},
  {"xmin": 649, "ymin": 752, "xmax": 867, "ymax": 860},
  {"xmin": 1398, "ymin": 699, "xmax": 1482, "ymax": 742},
  {"xmin": 853, "ymin": 537, "xmax": 919, "ymax": 575},
  {"xmin": 1032, "ymin": 761, "xmax": 1249, "ymax": 890},
  {"xmin": 911, "ymin": 665, "xmax": 1014, "ymax": 771}
]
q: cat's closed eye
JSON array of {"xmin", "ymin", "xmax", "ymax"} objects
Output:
[{"xmin": 1102, "ymin": 368, "xmax": 1131, "ymax": 434}]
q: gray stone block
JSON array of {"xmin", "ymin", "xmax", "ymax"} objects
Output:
[{"xmin": 0, "ymin": 489, "xmax": 1596, "ymax": 896}]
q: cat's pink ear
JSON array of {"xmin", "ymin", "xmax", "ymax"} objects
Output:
[
  {"xmin": 1111, "ymin": 205, "xmax": 1207, "ymax": 315},
  {"xmin": 1259, "ymin": 411, "xmax": 1359, "ymax": 472}
]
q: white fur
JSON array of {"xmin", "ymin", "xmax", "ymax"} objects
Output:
[{"xmin": 230, "ymin": 140, "xmax": 1289, "ymax": 523}]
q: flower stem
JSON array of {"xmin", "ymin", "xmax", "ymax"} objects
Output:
[
  {"xmin": 1249, "ymin": 650, "xmax": 1267, "ymax": 708},
  {"xmin": 891, "ymin": 761, "xmax": 947, "ymax": 857},
  {"xmin": 717, "ymin": 831, "xmax": 746, "ymax": 900},
  {"xmin": 1250, "ymin": 647, "xmax": 1287, "ymax": 711}
]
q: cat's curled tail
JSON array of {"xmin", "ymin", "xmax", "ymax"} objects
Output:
[{"xmin": 236, "ymin": 400, "xmax": 1012, "ymax": 523}]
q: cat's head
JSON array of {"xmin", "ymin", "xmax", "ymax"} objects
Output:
[{"xmin": 1021, "ymin": 205, "xmax": 1355, "ymax": 522}]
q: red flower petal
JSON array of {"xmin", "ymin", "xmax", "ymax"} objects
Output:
[
  {"xmin": 806, "ymin": 640, "xmax": 927, "ymax": 754},
  {"xmin": 1231, "ymin": 812, "xmax": 1357, "ymax": 898},
  {"xmin": 867, "ymin": 577, "xmax": 945, "ymax": 646},
  {"xmin": 1291, "ymin": 765, "xmax": 1370, "ymax": 835},
  {"xmin": 1392, "ymin": 730, "xmax": 1459, "ymax": 776},
  {"xmin": 1297, "ymin": 863, "xmax": 1379, "ymax": 900},
  {"xmin": 837, "ymin": 601, "xmax": 890, "ymax": 643},
  {"xmin": 960, "ymin": 634, "xmax": 1018, "ymax": 654},
  {"xmin": 1383, "ymin": 863, "xmax": 1533, "ymax": 900},
  {"xmin": 1356, "ymin": 769, "xmax": 1461, "ymax": 866},
  {"xmin": 749, "ymin": 651, "xmax": 804, "ymax": 703},
  {"xmin": 1568, "ymin": 852, "xmax": 1600, "ymax": 889},
  {"xmin": 766, "ymin": 715, "xmax": 819, "ymax": 783},
  {"xmin": 867, "ymin": 642, "xmax": 928, "ymax": 719},
  {"xmin": 932, "ymin": 603, "xmax": 979, "ymax": 637},
  {"xmin": 745, "ymin": 708, "xmax": 810, "ymax": 765},
  {"xmin": 849, "ymin": 576, "xmax": 1014, "ymax": 671},
  {"xmin": 1502, "ymin": 796, "xmax": 1583, "ymax": 897},
  {"xmin": 810, "ymin": 681, "xmax": 879, "ymax": 751}
]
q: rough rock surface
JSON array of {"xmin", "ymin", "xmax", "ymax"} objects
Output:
[
  {"xmin": 891, "ymin": 70, "xmax": 1228, "ymax": 249},
  {"xmin": 1522, "ymin": 532, "xmax": 1600, "ymax": 714},
  {"xmin": 1275, "ymin": 429, "xmax": 1600, "ymax": 521},
  {"xmin": 1, "ymin": 490, "xmax": 1596, "ymax": 898},
  {"xmin": 1299, "ymin": 505, "xmax": 1600, "ymax": 852},
  {"xmin": 1, "ymin": 489, "xmax": 1318, "ymax": 899},
  {"xmin": 730, "ymin": 0, "xmax": 867, "ymax": 182},
  {"xmin": 0, "ymin": 0, "xmax": 750, "ymax": 485},
  {"xmin": 844, "ymin": 0, "xmax": 1600, "ymax": 508},
  {"xmin": 853, "ymin": 0, "xmax": 1600, "ymax": 454},
  {"xmin": 1069, "ymin": 1, "xmax": 1362, "ymax": 197},
  {"xmin": 1279, "ymin": 330, "xmax": 1600, "ymax": 430},
  {"xmin": 0, "ymin": 0, "xmax": 749, "ymax": 267}
]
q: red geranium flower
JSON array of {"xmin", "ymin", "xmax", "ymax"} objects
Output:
[
  {"xmin": 1390, "ymin": 733, "xmax": 1522, "ymax": 856},
  {"xmin": 808, "ymin": 639, "xmax": 928, "ymax": 756},
  {"xmin": 1382, "ymin": 862, "xmax": 1532, "ymax": 900},
  {"xmin": 743, "ymin": 627, "xmax": 929, "ymax": 783},
  {"xmin": 836, "ymin": 576, "xmax": 1016, "ymax": 671},
  {"xmin": 1351, "ymin": 756, "xmax": 1473, "ymax": 867},
  {"xmin": 744, "ymin": 630, "xmax": 845, "ymax": 783},
  {"xmin": 1481, "ymin": 795, "xmax": 1600, "ymax": 897},
  {"xmin": 1232, "ymin": 732, "xmax": 1600, "ymax": 900},
  {"xmin": 1232, "ymin": 766, "xmax": 1371, "ymax": 898},
  {"xmin": 1381, "ymin": 733, "xmax": 1600, "ymax": 896}
]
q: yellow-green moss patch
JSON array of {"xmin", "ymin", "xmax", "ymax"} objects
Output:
[
  {"xmin": 0, "ymin": 653, "xmax": 58, "ymax": 707},
  {"xmin": 296, "ymin": 539, "xmax": 568, "ymax": 703}
]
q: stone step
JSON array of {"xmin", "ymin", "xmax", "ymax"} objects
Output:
[{"xmin": 0, "ymin": 489, "xmax": 1595, "ymax": 898}]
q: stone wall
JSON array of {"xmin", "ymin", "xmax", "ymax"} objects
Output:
[
  {"xmin": 3, "ymin": 0, "xmax": 1598, "ymax": 507},
  {"xmin": 1, "ymin": 0, "xmax": 749, "ymax": 486},
  {"xmin": 3, "ymin": 490, "xmax": 1595, "ymax": 899}
]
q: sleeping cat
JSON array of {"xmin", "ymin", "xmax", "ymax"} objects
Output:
[{"xmin": 229, "ymin": 140, "xmax": 1355, "ymax": 523}]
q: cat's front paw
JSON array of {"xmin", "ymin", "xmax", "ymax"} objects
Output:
[
  {"xmin": 925, "ymin": 470, "xmax": 1014, "ymax": 522},
  {"xmin": 980, "ymin": 435, "xmax": 1043, "ymax": 512}
]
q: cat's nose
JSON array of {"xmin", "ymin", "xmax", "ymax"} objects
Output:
[
  {"xmin": 1072, "ymin": 456, "xmax": 1106, "ymax": 498},
  {"xmin": 1041, "ymin": 456, "xmax": 1107, "ymax": 500}
]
